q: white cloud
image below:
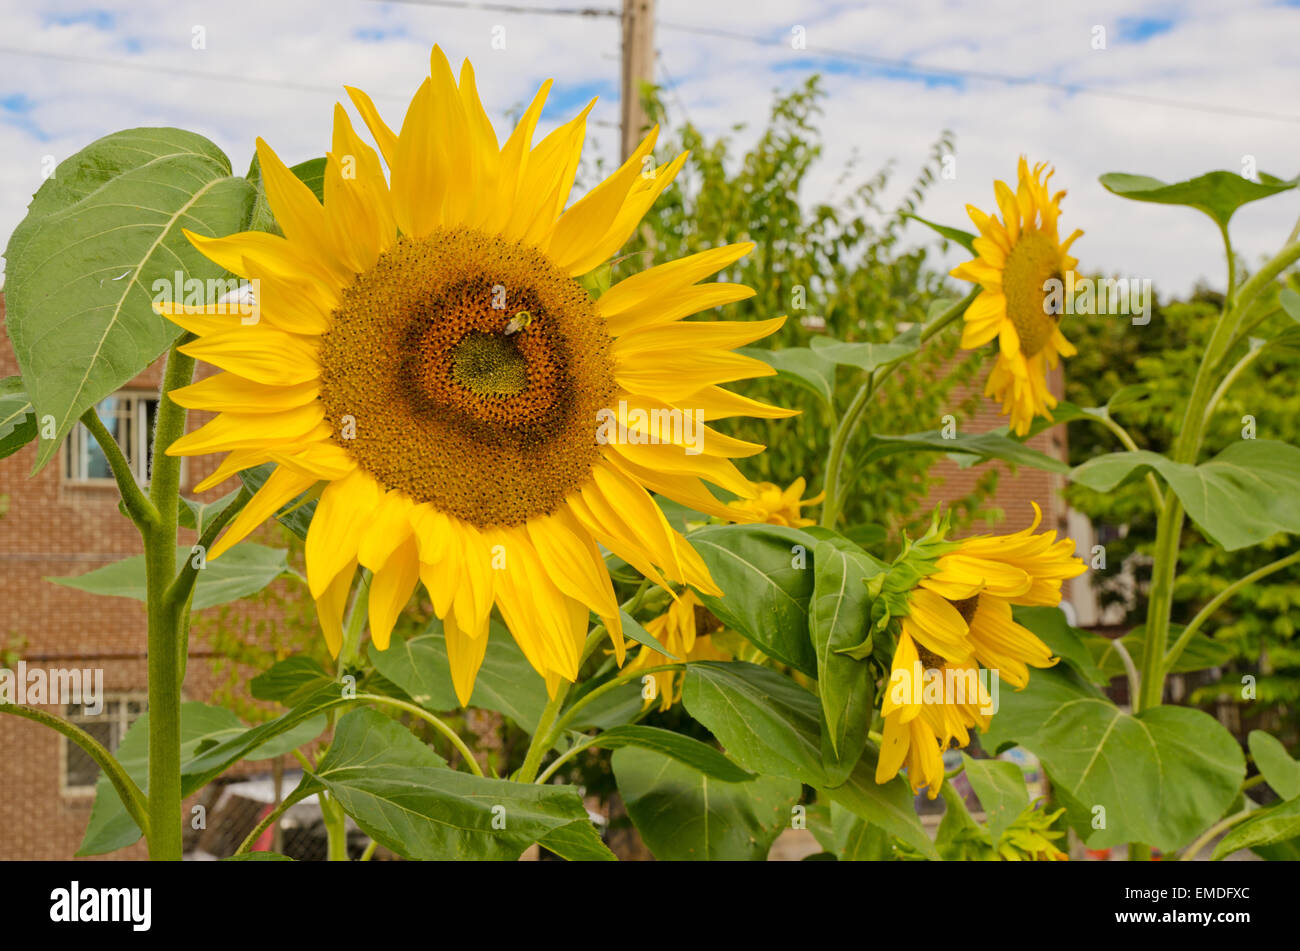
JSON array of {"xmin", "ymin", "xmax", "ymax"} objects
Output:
[{"xmin": 1, "ymin": 0, "xmax": 1297, "ymax": 296}]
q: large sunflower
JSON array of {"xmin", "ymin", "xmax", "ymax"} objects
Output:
[
  {"xmin": 156, "ymin": 47, "xmax": 792, "ymax": 702},
  {"xmin": 950, "ymin": 158, "xmax": 1083, "ymax": 436}
]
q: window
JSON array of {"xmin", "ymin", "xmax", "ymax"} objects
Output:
[
  {"xmin": 64, "ymin": 393, "xmax": 158, "ymax": 484},
  {"xmin": 63, "ymin": 695, "xmax": 147, "ymax": 794}
]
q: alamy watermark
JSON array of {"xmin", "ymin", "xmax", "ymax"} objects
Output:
[
  {"xmin": 886, "ymin": 662, "xmax": 1000, "ymax": 715},
  {"xmin": 0, "ymin": 663, "xmax": 104, "ymax": 714},
  {"xmin": 1044, "ymin": 273, "xmax": 1152, "ymax": 326},
  {"xmin": 595, "ymin": 400, "xmax": 704, "ymax": 455}
]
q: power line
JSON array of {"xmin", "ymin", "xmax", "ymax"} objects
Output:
[{"xmin": 654, "ymin": 20, "xmax": 1300, "ymax": 125}]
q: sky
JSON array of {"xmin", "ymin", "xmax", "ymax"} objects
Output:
[{"xmin": 1, "ymin": 0, "xmax": 1298, "ymax": 299}]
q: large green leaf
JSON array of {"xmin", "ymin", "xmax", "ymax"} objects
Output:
[
  {"xmin": 740, "ymin": 345, "xmax": 835, "ymax": 405},
  {"xmin": 368, "ymin": 618, "xmax": 549, "ymax": 731},
  {"xmin": 1212, "ymin": 797, "xmax": 1300, "ymax": 860},
  {"xmin": 1248, "ymin": 730, "xmax": 1300, "ymax": 802},
  {"xmin": 77, "ymin": 701, "xmax": 320, "ymax": 855},
  {"xmin": 311, "ymin": 709, "xmax": 612, "ymax": 860},
  {"xmin": 980, "ymin": 667, "xmax": 1245, "ymax": 851},
  {"xmin": 809, "ymin": 336, "xmax": 918, "ymax": 374},
  {"xmin": 961, "ymin": 753, "xmax": 1028, "ymax": 843},
  {"xmin": 809, "ymin": 540, "xmax": 878, "ymax": 779},
  {"xmin": 4, "ymin": 128, "xmax": 256, "ymax": 472},
  {"xmin": 249, "ymin": 656, "xmax": 335, "ymax": 705},
  {"xmin": 578, "ymin": 725, "xmax": 752, "ymax": 782},
  {"xmin": 1070, "ymin": 440, "xmax": 1300, "ymax": 550},
  {"xmin": 681, "ymin": 661, "xmax": 936, "ymax": 857},
  {"xmin": 0, "ymin": 377, "xmax": 37, "ymax": 460},
  {"xmin": 612, "ymin": 746, "xmax": 798, "ymax": 860},
  {"xmin": 47, "ymin": 543, "xmax": 288, "ymax": 611},
  {"xmin": 179, "ymin": 488, "xmax": 243, "ymax": 534},
  {"xmin": 860, "ymin": 429, "xmax": 1068, "ymax": 473},
  {"xmin": 1099, "ymin": 170, "xmax": 1299, "ymax": 228},
  {"xmin": 687, "ymin": 524, "xmax": 818, "ymax": 676}
]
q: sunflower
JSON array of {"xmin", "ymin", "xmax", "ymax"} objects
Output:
[
  {"xmin": 726, "ymin": 476, "xmax": 823, "ymax": 527},
  {"xmin": 950, "ymin": 158, "xmax": 1083, "ymax": 436},
  {"xmin": 625, "ymin": 590, "xmax": 730, "ymax": 711},
  {"xmin": 997, "ymin": 803, "xmax": 1068, "ymax": 861},
  {"xmin": 156, "ymin": 47, "xmax": 793, "ymax": 703},
  {"xmin": 871, "ymin": 505, "xmax": 1084, "ymax": 796}
]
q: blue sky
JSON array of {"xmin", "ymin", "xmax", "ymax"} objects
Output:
[{"xmin": 1, "ymin": 0, "xmax": 1298, "ymax": 296}]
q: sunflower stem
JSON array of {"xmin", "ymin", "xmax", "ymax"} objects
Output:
[{"xmin": 142, "ymin": 341, "xmax": 196, "ymax": 861}]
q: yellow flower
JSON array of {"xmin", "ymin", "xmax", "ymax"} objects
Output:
[
  {"xmin": 873, "ymin": 505, "xmax": 1085, "ymax": 796},
  {"xmin": 917, "ymin": 504, "xmax": 1087, "ymax": 687},
  {"xmin": 950, "ymin": 157, "xmax": 1083, "ymax": 436},
  {"xmin": 726, "ymin": 477, "xmax": 823, "ymax": 527},
  {"xmin": 626, "ymin": 591, "xmax": 729, "ymax": 711},
  {"xmin": 155, "ymin": 47, "xmax": 793, "ymax": 704}
]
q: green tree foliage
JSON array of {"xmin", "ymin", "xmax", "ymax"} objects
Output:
[{"xmin": 617, "ymin": 76, "xmax": 994, "ymax": 537}]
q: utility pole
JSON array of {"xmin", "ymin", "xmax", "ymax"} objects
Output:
[{"xmin": 619, "ymin": 0, "xmax": 655, "ymax": 163}]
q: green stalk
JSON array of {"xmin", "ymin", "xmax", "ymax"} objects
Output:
[
  {"xmin": 235, "ymin": 783, "xmax": 310, "ymax": 855},
  {"xmin": 142, "ymin": 342, "xmax": 196, "ymax": 860}
]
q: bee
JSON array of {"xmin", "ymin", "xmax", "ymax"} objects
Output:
[{"xmin": 504, "ymin": 310, "xmax": 533, "ymax": 335}]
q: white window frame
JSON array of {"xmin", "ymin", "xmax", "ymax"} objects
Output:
[
  {"xmin": 61, "ymin": 693, "xmax": 148, "ymax": 796},
  {"xmin": 63, "ymin": 391, "xmax": 158, "ymax": 486}
]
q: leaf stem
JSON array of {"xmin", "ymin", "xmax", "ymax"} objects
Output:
[
  {"xmin": 1163, "ymin": 550, "xmax": 1300, "ymax": 672},
  {"xmin": 1180, "ymin": 807, "xmax": 1253, "ymax": 861},
  {"xmin": 81, "ymin": 407, "xmax": 157, "ymax": 527},
  {"xmin": 356, "ymin": 693, "xmax": 483, "ymax": 777},
  {"xmin": 0, "ymin": 704, "xmax": 149, "ymax": 838},
  {"xmin": 235, "ymin": 782, "xmax": 310, "ymax": 855}
]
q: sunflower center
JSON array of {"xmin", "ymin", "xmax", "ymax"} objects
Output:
[
  {"xmin": 450, "ymin": 332, "xmax": 529, "ymax": 397},
  {"xmin": 318, "ymin": 227, "xmax": 616, "ymax": 528},
  {"xmin": 1001, "ymin": 231, "xmax": 1063, "ymax": 357}
]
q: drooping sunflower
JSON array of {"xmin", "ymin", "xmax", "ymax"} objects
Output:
[
  {"xmin": 871, "ymin": 505, "xmax": 1085, "ymax": 796},
  {"xmin": 156, "ymin": 47, "xmax": 793, "ymax": 703},
  {"xmin": 726, "ymin": 476, "xmax": 823, "ymax": 527},
  {"xmin": 625, "ymin": 590, "xmax": 730, "ymax": 711},
  {"xmin": 950, "ymin": 158, "xmax": 1083, "ymax": 436}
]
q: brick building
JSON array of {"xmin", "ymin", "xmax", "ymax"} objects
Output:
[{"xmin": 0, "ymin": 293, "xmax": 1094, "ymax": 859}]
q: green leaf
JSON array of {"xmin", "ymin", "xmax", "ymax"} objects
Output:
[
  {"xmin": 223, "ymin": 851, "xmax": 294, "ymax": 861},
  {"xmin": 809, "ymin": 540, "xmax": 878, "ymax": 779},
  {"xmin": 687, "ymin": 524, "xmax": 818, "ymax": 676},
  {"xmin": 181, "ymin": 683, "xmax": 353, "ymax": 793},
  {"xmin": 312, "ymin": 708, "xmax": 612, "ymax": 860},
  {"xmin": 860, "ymin": 429, "xmax": 1069, "ymax": 473},
  {"xmin": 740, "ymin": 345, "xmax": 835, "ymax": 405},
  {"xmin": 1070, "ymin": 440, "xmax": 1300, "ymax": 550},
  {"xmin": 578, "ymin": 725, "xmax": 752, "ymax": 782},
  {"xmin": 681, "ymin": 660, "xmax": 936, "ymax": 857},
  {"xmin": 612, "ymin": 746, "xmax": 798, "ymax": 860},
  {"xmin": 1212, "ymin": 797, "xmax": 1300, "ymax": 860},
  {"xmin": 78, "ymin": 701, "xmax": 304, "ymax": 856},
  {"xmin": 1013, "ymin": 606, "xmax": 1109, "ymax": 686},
  {"xmin": 809, "ymin": 336, "xmax": 918, "ymax": 374},
  {"xmin": 47, "ymin": 543, "xmax": 288, "ymax": 611},
  {"xmin": 4, "ymin": 128, "xmax": 256, "ymax": 472},
  {"xmin": 1099, "ymin": 170, "xmax": 1299, "ymax": 228},
  {"xmin": 961, "ymin": 754, "xmax": 1028, "ymax": 843},
  {"xmin": 179, "ymin": 488, "xmax": 242, "ymax": 534},
  {"xmin": 905, "ymin": 213, "xmax": 977, "ymax": 253},
  {"xmin": 0, "ymin": 376, "xmax": 37, "ymax": 460},
  {"xmin": 368, "ymin": 618, "xmax": 549, "ymax": 731},
  {"xmin": 563, "ymin": 679, "xmax": 645, "ymax": 730},
  {"xmin": 250, "ymin": 656, "xmax": 335, "ymax": 705},
  {"xmin": 238, "ymin": 462, "xmax": 317, "ymax": 539},
  {"xmin": 980, "ymin": 667, "xmax": 1245, "ymax": 850},
  {"xmin": 1248, "ymin": 730, "xmax": 1300, "ymax": 802},
  {"xmin": 618, "ymin": 610, "xmax": 678, "ymax": 660}
]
